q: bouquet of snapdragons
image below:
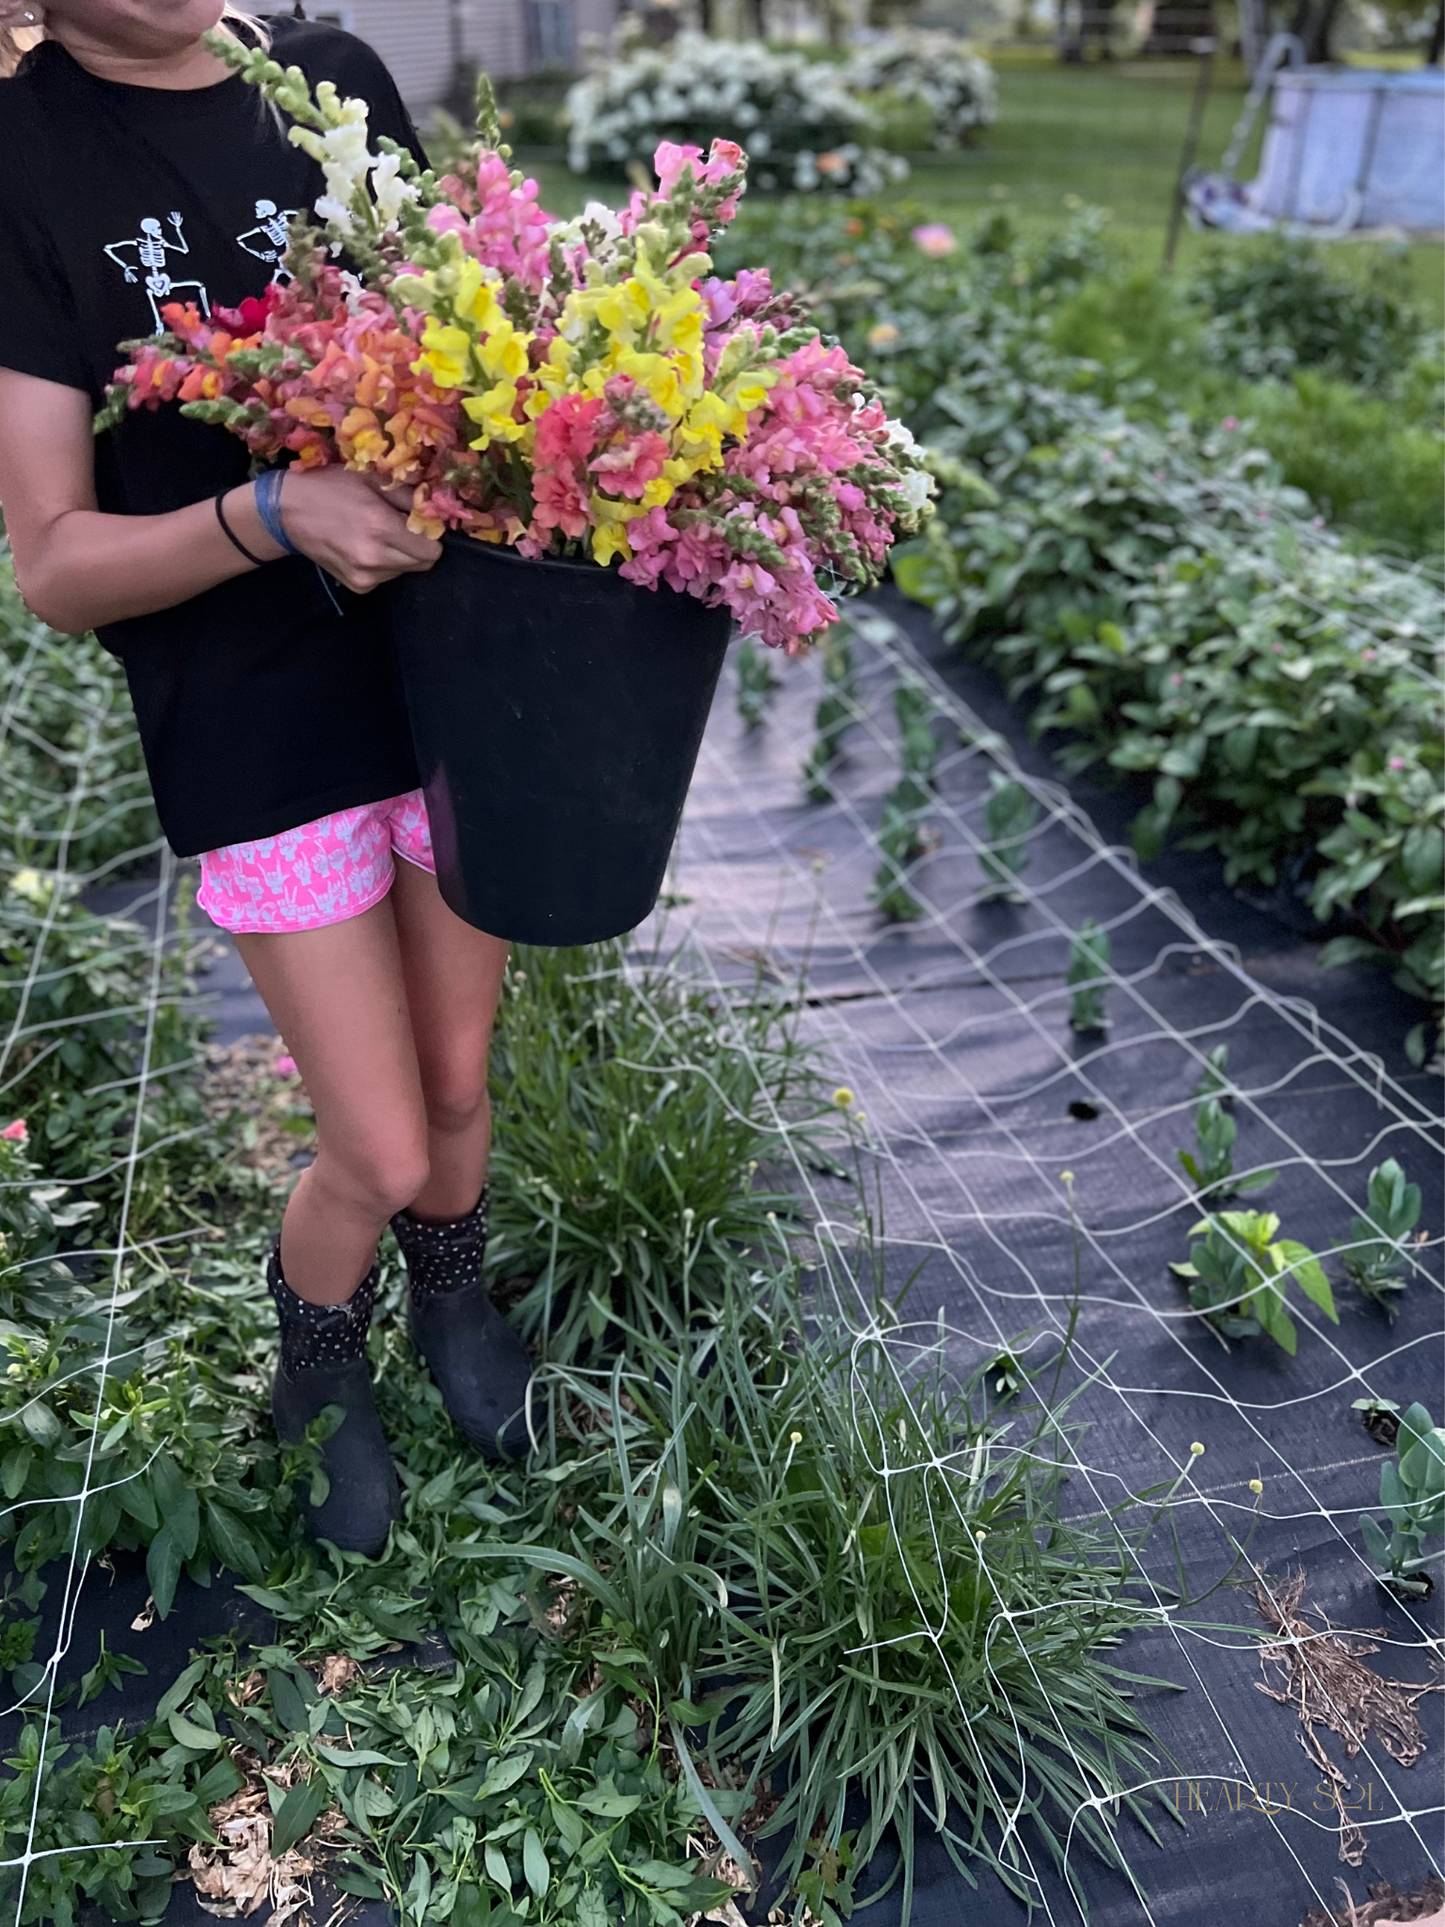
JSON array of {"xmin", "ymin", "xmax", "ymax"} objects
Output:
[{"xmin": 100, "ymin": 48, "xmax": 932, "ymax": 650}]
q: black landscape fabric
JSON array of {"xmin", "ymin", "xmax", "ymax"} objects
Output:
[{"xmin": 16, "ymin": 593, "xmax": 1441, "ymax": 1927}]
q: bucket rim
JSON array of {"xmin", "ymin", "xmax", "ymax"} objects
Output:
[{"xmin": 436, "ymin": 530, "xmax": 633, "ymax": 580}]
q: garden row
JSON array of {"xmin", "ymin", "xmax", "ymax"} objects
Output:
[
  {"xmin": 761, "ymin": 613, "xmax": 1436, "ymax": 1377},
  {"xmin": 0, "ymin": 586, "xmax": 1441, "ymax": 1923},
  {"xmin": 713, "ymin": 202, "xmax": 1445, "ymax": 1063},
  {"xmin": 0, "ymin": 586, "xmax": 1212, "ymax": 1925}
]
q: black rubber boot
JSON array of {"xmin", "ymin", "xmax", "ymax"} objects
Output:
[
  {"xmin": 391, "ymin": 1191, "xmax": 533, "ymax": 1459},
  {"xmin": 267, "ymin": 1246, "xmax": 400, "ymax": 1557}
]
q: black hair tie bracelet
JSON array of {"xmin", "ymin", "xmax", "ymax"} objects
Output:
[{"xmin": 214, "ymin": 488, "xmax": 270, "ymax": 568}]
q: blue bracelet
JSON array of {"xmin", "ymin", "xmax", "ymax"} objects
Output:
[{"xmin": 253, "ymin": 468, "xmax": 301, "ymax": 557}]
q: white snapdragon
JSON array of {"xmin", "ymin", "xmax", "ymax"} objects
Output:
[
  {"xmin": 370, "ymin": 151, "xmax": 420, "ymax": 228},
  {"xmin": 290, "ymin": 82, "xmax": 418, "ymax": 238},
  {"xmin": 291, "ymin": 85, "xmax": 373, "ymax": 234}
]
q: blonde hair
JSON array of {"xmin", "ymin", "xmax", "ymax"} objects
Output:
[{"xmin": 1, "ymin": 3, "xmax": 271, "ymax": 78}]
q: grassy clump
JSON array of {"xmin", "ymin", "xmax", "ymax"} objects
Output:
[
  {"xmin": 485, "ymin": 939, "xmax": 835, "ymax": 1359},
  {"xmin": 528, "ymin": 1275, "xmax": 1180, "ymax": 1915}
]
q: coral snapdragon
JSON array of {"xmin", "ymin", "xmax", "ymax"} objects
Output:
[{"xmin": 99, "ymin": 56, "xmax": 931, "ymax": 649}]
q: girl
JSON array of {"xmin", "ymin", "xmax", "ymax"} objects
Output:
[{"xmin": 0, "ymin": 1, "xmax": 533, "ymax": 1557}]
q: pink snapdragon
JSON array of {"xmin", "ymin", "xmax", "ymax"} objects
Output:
[{"xmin": 428, "ymin": 152, "xmax": 551, "ymax": 293}]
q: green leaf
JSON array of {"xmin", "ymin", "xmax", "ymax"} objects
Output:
[
  {"xmin": 522, "ymin": 1828, "xmax": 549, "ymax": 1899},
  {"xmin": 268, "ymin": 1667, "xmax": 312, "ymax": 1735},
  {"xmin": 18, "ymin": 1401, "xmax": 61, "ymax": 1447},
  {"xmin": 168, "ymin": 1706, "xmax": 223, "ymax": 1751},
  {"xmin": 669, "ymin": 1717, "xmax": 755, "ymax": 1894},
  {"xmin": 478, "ymin": 1751, "xmax": 532, "ymax": 1799},
  {"xmin": 271, "ymin": 1777, "xmax": 327, "ymax": 1857},
  {"xmin": 152, "ymin": 1453, "xmax": 200, "ymax": 1561},
  {"xmin": 192, "ymin": 1758, "xmax": 244, "ymax": 1807},
  {"xmin": 575, "ymin": 1786, "xmax": 642, "ymax": 1818},
  {"xmin": 146, "ymin": 1525, "xmax": 184, "ymax": 1620},
  {"xmin": 1274, "ymin": 1243, "xmax": 1337, "ymax": 1322},
  {"xmin": 314, "ymin": 1743, "xmax": 403, "ymax": 1770},
  {"xmin": 204, "ymin": 1502, "xmax": 259, "ymax": 1579},
  {"xmin": 1, "ymin": 1446, "xmax": 32, "ymax": 1500},
  {"xmin": 155, "ymin": 1656, "xmax": 209, "ymax": 1723},
  {"xmin": 1359, "ymin": 1513, "xmax": 1392, "ymax": 1569},
  {"xmin": 576, "ymin": 1888, "xmax": 608, "ymax": 1927}
]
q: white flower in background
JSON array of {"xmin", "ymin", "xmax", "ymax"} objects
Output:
[
  {"xmin": 843, "ymin": 30, "xmax": 997, "ymax": 150},
  {"xmin": 564, "ymin": 32, "xmax": 905, "ymax": 190}
]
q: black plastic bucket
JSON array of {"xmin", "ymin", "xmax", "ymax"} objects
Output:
[{"xmin": 389, "ymin": 536, "xmax": 732, "ymax": 945}]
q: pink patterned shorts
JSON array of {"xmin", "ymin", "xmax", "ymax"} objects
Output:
[{"xmin": 195, "ymin": 788, "xmax": 436, "ymax": 935}]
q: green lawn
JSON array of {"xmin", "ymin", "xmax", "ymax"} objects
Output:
[{"xmin": 516, "ymin": 51, "xmax": 1444, "ymax": 323}]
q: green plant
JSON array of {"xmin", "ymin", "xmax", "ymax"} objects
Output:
[
  {"xmin": 0, "ymin": 869, "xmax": 216, "ymax": 1242},
  {"xmin": 509, "ymin": 1273, "xmax": 1181, "ymax": 1916},
  {"xmin": 871, "ymin": 678, "xmax": 939, "ymax": 922},
  {"xmin": 1175, "ymin": 1098, "xmax": 1276, "ymax": 1203},
  {"xmin": 1066, "ymin": 918, "xmax": 1110, "ymax": 1032},
  {"xmin": 897, "ymin": 410, "xmax": 1443, "ymax": 1032},
  {"xmin": 734, "ymin": 636, "xmax": 780, "ymax": 730},
  {"xmin": 1336, "ymin": 1158, "xmax": 1423, "ymax": 1319},
  {"xmin": 484, "ymin": 940, "xmax": 834, "ymax": 1360},
  {"xmin": 1046, "ymin": 268, "xmax": 1443, "ymax": 560},
  {"xmin": 1358, "ymin": 1402, "xmax": 1445, "ymax": 1600},
  {"xmin": 1186, "ymin": 237, "xmax": 1428, "ymax": 392},
  {"xmin": 1170, "ymin": 1210, "xmax": 1337, "ymax": 1354},
  {"xmin": 0, "ymin": 1706, "xmax": 244, "ymax": 1927},
  {"xmin": 1192, "ymin": 1043, "xmax": 1232, "ymax": 1101},
  {"xmin": 0, "ymin": 1130, "xmax": 100, "ymax": 1287},
  {"xmin": 803, "ymin": 622, "xmax": 859, "ymax": 801},
  {"xmin": 0, "ymin": 567, "xmax": 160, "ymax": 878},
  {"xmin": 978, "ymin": 774, "xmax": 1038, "ymax": 902}
]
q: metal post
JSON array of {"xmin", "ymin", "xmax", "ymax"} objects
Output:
[{"xmin": 1163, "ymin": 36, "xmax": 1217, "ymax": 272}]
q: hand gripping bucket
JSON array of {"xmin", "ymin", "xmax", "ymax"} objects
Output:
[{"xmin": 390, "ymin": 537, "xmax": 731, "ymax": 945}]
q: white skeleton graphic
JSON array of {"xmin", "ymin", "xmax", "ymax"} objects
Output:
[
  {"xmin": 236, "ymin": 198, "xmax": 300, "ymax": 283},
  {"xmin": 104, "ymin": 213, "xmax": 210, "ymax": 333}
]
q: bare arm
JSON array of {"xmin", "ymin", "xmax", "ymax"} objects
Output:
[{"xmin": 0, "ymin": 368, "xmax": 441, "ymax": 635}]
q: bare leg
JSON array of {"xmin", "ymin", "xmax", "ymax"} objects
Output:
[
  {"xmin": 388, "ymin": 857, "xmax": 510, "ymax": 1223},
  {"xmin": 234, "ymin": 894, "xmax": 431, "ymax": 1305}
]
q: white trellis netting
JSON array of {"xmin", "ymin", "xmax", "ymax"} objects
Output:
[
  {"xmin": 660, "ymin": 602, "xmax": 1443, "ymax": 1922},
  {"xmin": 0, "ymin": 564, "xmax": 1439, "ymax": 1923}
]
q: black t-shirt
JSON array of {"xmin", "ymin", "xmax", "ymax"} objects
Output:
[{"xmin": 0, "ymin": 19, "xmax": 426, "ymax": 857}]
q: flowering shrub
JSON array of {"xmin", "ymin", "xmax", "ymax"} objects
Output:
[
  {"xmin": 100, "ymin": 62, "xmax": 929, "ymax": 650},
  {"xmin": 563, "ymin": 34, "xmax": 907, "ymax": 194},
  {"xmin": 843, "ymin": 30, "xmax": 997, "ymax": 149}
]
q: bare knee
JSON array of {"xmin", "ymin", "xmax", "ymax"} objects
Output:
[
  {"xmin": 419, "ymin": 1057, "xmax": 490, "ymax": 1139},
  {"xmin": 314, "ymin": 1135, "xmax": 432, "ymax": 1224}
]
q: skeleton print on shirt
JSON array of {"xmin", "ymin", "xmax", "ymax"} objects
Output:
[
  {"xmin": 236, "ymin": 198, "xmax": 299, "ymax": 283},
  {"xmin": 103, "ymin": 212, "xmax": 210, "ymax": 334}
]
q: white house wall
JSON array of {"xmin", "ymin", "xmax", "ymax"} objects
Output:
[
  {"xmin": 461, "ymin": 0, "xmax": 532, "ymax": 82},
  {"xmin": 308, "ymin": 0, "xmax": 616, "ymax": 105},
  {"xmin": 311, "ymin": 0, "xmax": 456, "ymax": 106}
]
